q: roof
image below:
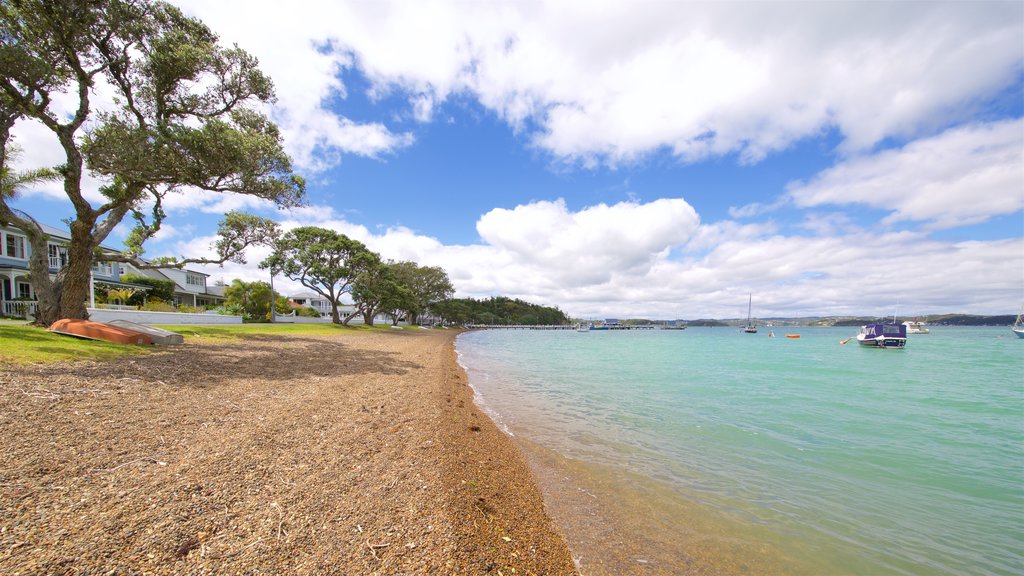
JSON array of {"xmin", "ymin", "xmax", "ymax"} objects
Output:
[{"xmin": 32, "ymin": 222, "xmax": 122, "ymax": 253}]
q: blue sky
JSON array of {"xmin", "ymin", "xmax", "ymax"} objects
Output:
[{"xmin": 11, "ymin": 0, "xmax": 1024, "ymax": 319}]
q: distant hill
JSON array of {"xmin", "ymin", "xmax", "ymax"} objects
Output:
[
  {"xmin": 829, "ymin": 314, "xmax": 1015, "ymax": 327},
  {"xmin": 431, "ymin": 296, "xmax": 570, "ymax": 325},
  {"xmin": 685, "ymin": 319, "xmax": 730, "ymax": 327}
]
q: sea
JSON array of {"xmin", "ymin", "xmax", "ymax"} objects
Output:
[{"xmin": 455, "ymin": 326, "xmax": 1023, "ymax": 576}]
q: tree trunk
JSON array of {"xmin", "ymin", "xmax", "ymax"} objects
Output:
[
  {"xmin": 26, "ymin": 233, "xmax": 60, "ymax": 327},
  {"xmin": 59, "ymin": 222, "xmax": 99, "ymax": 321}
]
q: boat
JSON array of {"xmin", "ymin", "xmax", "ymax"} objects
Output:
[
  {"xmin": 785, "ymin": 334, "xmax": 801, "ymax": 339},
  {"xmin": 856, "ymin": 322, "xmax": 907, "ymax": 349},
  {"xmin": 743, "ymin": 294, "xmax": 757, "ymax": 333},
  {"xmin": 576, "ymin": 322, "xmax": 591, "ymax": 332},
  {"xmin": 1012, "ymin": 310, "xmax": 1024, "ymax": 339},
  {"xmin": 48, "ymin": 318, "xmax": 153, "ymax": 346},
  {"xmin": 903, "ymin": 320, "xmax": 930, "ymax": 334}
]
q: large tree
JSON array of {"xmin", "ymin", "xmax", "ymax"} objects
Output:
[
  {"xmin": 402, "ymin": 263, "xmax": 453, "ymax": 324},
  {"xmin": 351, "ymin": 260, "xmax": 413, "ymax": 327},
  {"xmin": 376, "ymin": 261, "xmax": 454, "ymax": 325},
  {"xmin": 262, "ymin": 226, "xmax": 379, "ymax": 324},
  {"xmin": 0, "ymin": 0, "xmax": 304, "ymax": 325}
]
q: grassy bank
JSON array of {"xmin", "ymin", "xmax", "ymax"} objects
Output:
[
  {"xmin": 0, "ymin": 322, "xmax": 426, "ymax": 364},
  {"xmin": 0, "ymin": 324, "xmax": 153, "ymax": 364}
]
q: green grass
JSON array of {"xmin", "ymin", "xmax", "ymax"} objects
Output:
[
  {"xmin": 0, "ymin": 321, "xmax": 426, "ymax": 365},
  {"xmin": 156, "ymin": 321, "xmax": 422, "ymax": 342},
  {"xmin": 0, "ymin": 324, "xmax": 153, "ymax": 364}
]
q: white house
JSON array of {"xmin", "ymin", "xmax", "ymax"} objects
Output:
[
  {"xmin": 0, "ymin": 223, "xmax": 147, "ymax": 318},
  {"xmin": 121, "ymin": 261, "xmax": 226, "ymax": 308},
  {"xmin": 287, "ymin": 291, "xmax": 335, "ymax": 318},
  {"xmin": 0, "ymin": 222, "xmax": 225, "ymax": 317},
  {"xmin": 286, "ymin": 292, "xmax": 393, "ymax": 324}
]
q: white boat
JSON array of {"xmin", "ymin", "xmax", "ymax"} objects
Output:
[
  {"xmin": 744, "ymin": 294, "xmax": 757, "ymax": 333},
  {"xmin": 903, "ymin": 320, "xmax": 930, "ymax": 334},
  {"xmin": 856, "ymin": 323, "xmax": 907, "ymax": 349},
  {"xmin": 576, "ymin": 322, "xmax": 591, "ymax": 332},
  {"xmin": 1012, "ymin": 310, "xmax": 1024, "ymax": 339}
]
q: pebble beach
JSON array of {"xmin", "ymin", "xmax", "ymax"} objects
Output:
[{"xmin": 0, "ymin": 329, "xmax": 577, "ymax": 575}]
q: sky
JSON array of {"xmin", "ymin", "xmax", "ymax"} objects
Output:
[{"xmin": 10, "ymin": 0, "xmax": 1024, "ymax": 320}]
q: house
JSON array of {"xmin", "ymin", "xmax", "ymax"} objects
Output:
[
  {"xmin": 285, "ymin": 292, "xmax": 394, "ymax": 324},
  {"xmin": 0, "ymin": 223, "xmax": 145, "ymax": 318},
  {"xmin": 287, "ymin": 291, "xmax": 335, "ymax": 318},
  {"xmin": 0, "ymin": 222, "xmax": 223, "ymax": 317},
  {"xmin": 121, "ymin": 261, "xmax": 226, "ymax": 308}
]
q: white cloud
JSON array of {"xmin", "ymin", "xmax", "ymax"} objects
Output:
[
  {"xmin": 173, "ymin": 1, "xmax": 417, "ymax": 173},
  {"xmin": 169, "ymin": 1, "xmax": 1023, "ymax": 169},
  {"xmin": 787, "ymin": 119, "xmax": 1024, "ymax": 228},
  {"xmin": 157, "ymin": 196, "xmax": 1022, "ymax": 319}
]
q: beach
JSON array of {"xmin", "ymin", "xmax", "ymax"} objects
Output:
[{"xmin": 0, "ymin": 329, "xmax": 577, "ymax": 575}]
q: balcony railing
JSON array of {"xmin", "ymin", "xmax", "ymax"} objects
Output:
[{"xmin": 2, "ymin": 299, "xmax": 37, "ymax": 319}]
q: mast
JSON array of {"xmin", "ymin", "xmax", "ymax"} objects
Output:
[{"xmin": 747, "ymin": 293, "xmax": 752, "ymax": 324}]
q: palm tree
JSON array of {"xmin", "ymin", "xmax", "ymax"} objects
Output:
[{"xmin": 1, "ymin": 143, "xmax": 59, "ymax": 201}]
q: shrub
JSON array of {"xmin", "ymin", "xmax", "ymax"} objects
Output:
[{"xmin": 139, "ymin": 300, "xmax": 176, "ymax": 312}]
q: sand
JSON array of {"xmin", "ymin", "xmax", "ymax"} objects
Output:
[{"xmin": 0, "ymin": 328, "xmax": 578, "ymax": 575}]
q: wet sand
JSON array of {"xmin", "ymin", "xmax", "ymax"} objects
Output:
[{"xmin": 0, "ymin": 328, "xmax": 577, "ymax": 574}]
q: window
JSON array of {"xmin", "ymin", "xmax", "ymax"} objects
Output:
[
  {"xmin": 48, "ymin": 243, "xmax": 69, "ymax": 269},
  {"xmin": 4, "ymin": 233, "xmax": 26, "ymax": 259},
  {"xmin": 186, "ymin": 273, "xmax": 204, "ymax": 287},
  {"xmin": 16, "ymin": 282, "xmax": 31, "ymax": 299},
  {"xmin": 92, "ymin": 261, "xmax": 113, "ymax": 276}
]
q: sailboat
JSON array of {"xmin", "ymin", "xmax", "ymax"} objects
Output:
[
  {"xmin": 744, "ymin": 294, "xmax": 757, "ymax": 333},
  {"xmin": 1012, "ymin": 309, "xmax": 1024, "ymax": 339}
]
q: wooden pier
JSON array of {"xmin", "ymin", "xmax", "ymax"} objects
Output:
[{"xmin": 467, "ymin": 324, "xmax": 660, "ymax": 330}]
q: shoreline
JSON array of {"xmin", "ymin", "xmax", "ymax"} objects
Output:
[
  {"xmin": 0, "ymin": 329, "xmax": 577, "ymax": 574},
  {"xmin": 455, "ymin": 329, "xmax": 814, "ymax": 576}
]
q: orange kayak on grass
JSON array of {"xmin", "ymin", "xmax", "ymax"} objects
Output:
[{"xmin": 48, "ymin": 318, "xmax": 153, "ymax": 346}]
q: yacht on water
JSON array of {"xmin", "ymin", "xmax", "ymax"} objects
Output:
[
  {"xmin": 856, "ymin": 322, "xmax": 907, "ymax": 349},
  {"xmin": 1012, "ymin": 310, "xmax": 1024, "ymax": 339},
  {"xmin": 903, "ymin": 320, "xmax": 930, "ymax": 334},
  {"xmin": 744, "ymin": 294, "xmax": 757, "ymax": 333}
]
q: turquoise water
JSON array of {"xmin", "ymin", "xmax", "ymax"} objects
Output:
[{"xmin": 456, "ymin": 327, "xmax": 1024, "ymax": 575}]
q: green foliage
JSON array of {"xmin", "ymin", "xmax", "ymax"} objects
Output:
[
  {"xmin": 0, "ymin": 143, "xmax": 59, "ymax": 204},
  {"xmin": 295, "ymin": 306, "xmax": 321, "ymax": 318},
  {"xmin": 139, "ymin": 299, "xmax": 176, "ymax": 312},
  {"xmin": 0, "ymin": 0, "xmax": 304, "ymax": 324},
  {"xmin": 105, "ymin": 287, "xmax": 136, "ymax": 305},
  {"xmin": 351, "ymin": 261, "xmax": 413, "ymax": 326},
  {"xmin": 392, "ymin": 262, "xmax": 453, "ymax": 323},
  {"xmin": 223, "ymin": 279, "xmax": 290, "ymax": 321},
  {"xmin": 351, "ymin": 261, "xmax": 454, "ymax": 326},
  {"xmin": 118, "ymin": 273, "xmax": 176, "ymax": 303},
  {"xmin": 432, "ymin": 296, "xmax": 570, "ymax": 326},
  {"xmin": 262, "ymin": 226, "xmax": 379, "ymax": 323}
]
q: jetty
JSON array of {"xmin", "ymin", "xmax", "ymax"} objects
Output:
[{"xmin": 468, "ymin": 324, "xmax": 659, "ymax": 330}]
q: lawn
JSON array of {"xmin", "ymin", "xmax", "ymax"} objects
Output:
[
  {"xmin": 0, "ymin": 324, "xmax": 153, "ymax": 364},
  {"xmin": 0, "ymin": 322, "xmax": 424, "ymax": 364},
  {"xmin": 156, "ymin": 322, "xmax": 419, "ymax": 342}
]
